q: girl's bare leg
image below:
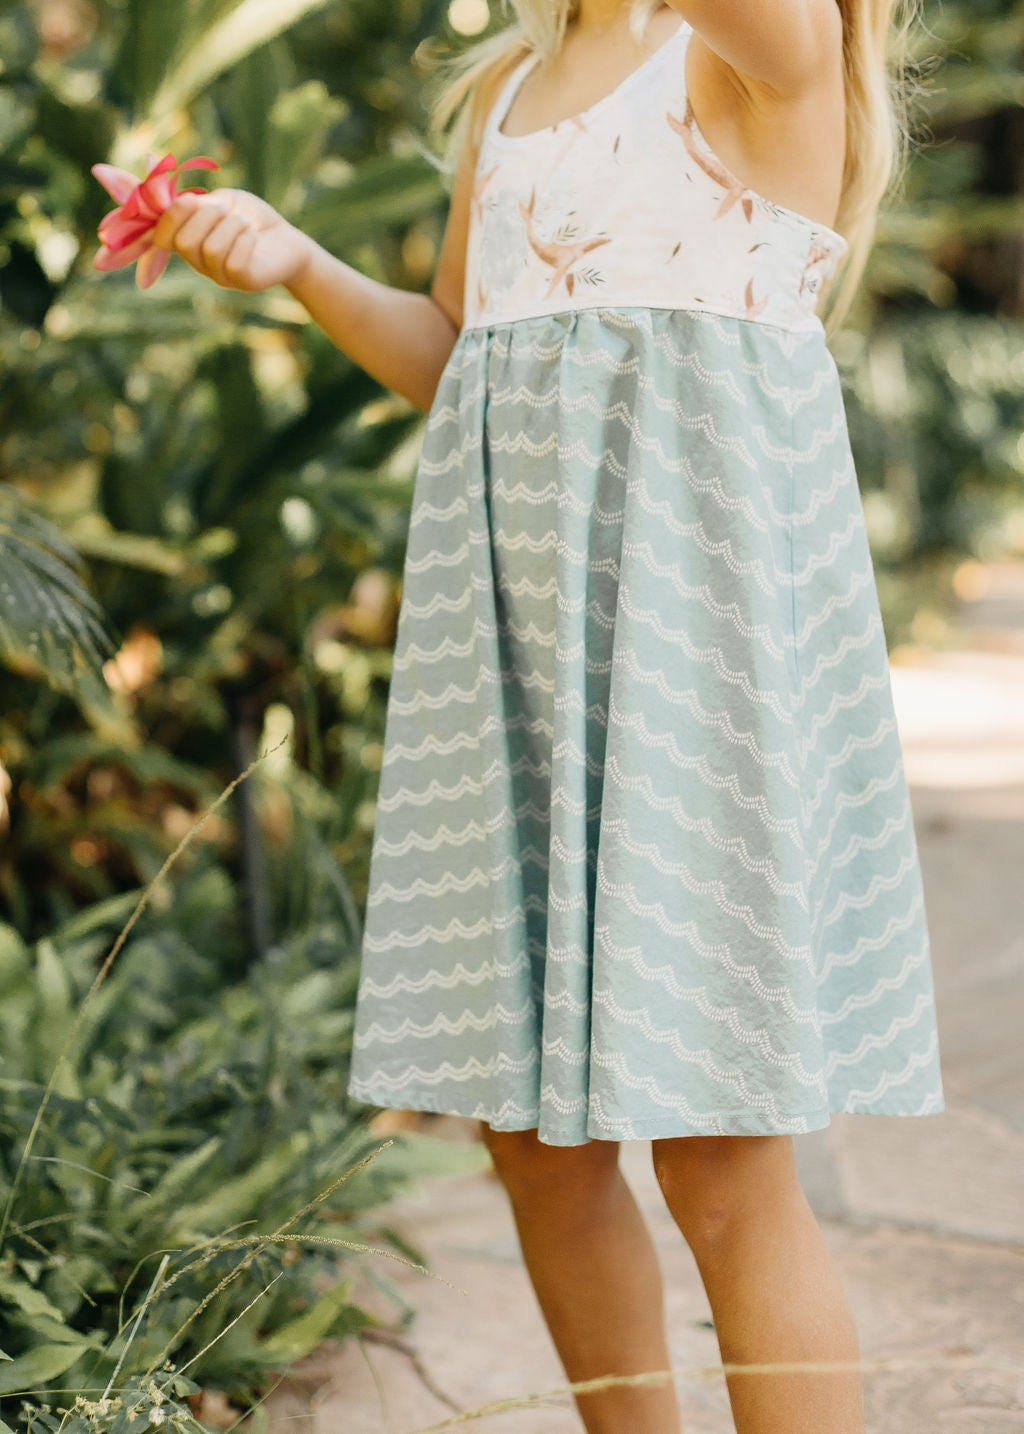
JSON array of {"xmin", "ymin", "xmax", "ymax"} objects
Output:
[
  {"xmin": 651, "ymin": 1133, "xmax": 864, "ymax": 1434},
  {"xmin": 480, "ymin": 1124, "xmax": 683, "ymax": 1434}
]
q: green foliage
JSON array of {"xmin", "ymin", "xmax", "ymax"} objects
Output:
[
  {"xmin": 861, "ymin": 0, "xmax": 1024, "ymax": 313},
  {"xmin": 837, "ymin": 311, "xmax": 1024, "ymax": 567},
  {"xmin": 18, "ymin": 1373, "xmax": 211, "ymax": 1434},
  {"xmin": 0, "ymin": 0, "xmax": 451, "ymax": 937},
  {"xmin": 0, "ymin": 486, "xmax": 113, "ymax": 696},
  {"xmin": 0, "ymin": 836, "xmax": 488, "ymax": 1425},
  {"xmin": 0, "ymin": 9, "xmax": 479, "ymax": 1412},
  {"xmin": 826, "ymin": 0, "xmax": 1024, "ymax": 642}
]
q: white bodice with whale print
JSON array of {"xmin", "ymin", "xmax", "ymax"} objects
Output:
[{"xmin": 463, "ymin": 17, "xmax": 848, "ymax": 334}]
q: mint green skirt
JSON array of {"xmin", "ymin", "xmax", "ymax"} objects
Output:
[{"xmin": 346, "ymin": 306, "xmax": 945, "ymax": 1145}]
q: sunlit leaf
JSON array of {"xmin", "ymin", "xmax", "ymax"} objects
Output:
[{"xmin": 147, "ymin": 0, "xmax": 337, "ymax": 123}]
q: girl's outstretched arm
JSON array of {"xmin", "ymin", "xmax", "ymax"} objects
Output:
[
  {"xmin": 149, "ymin": 108, "xmax": 483, "ymax": 414},
  {"xmin": 282, "ymin": 131, "xmax": 479, "ymax": 413}
]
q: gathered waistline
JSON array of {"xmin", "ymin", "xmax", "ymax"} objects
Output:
[{"xmin": 460, "ymin": 298, "xmax": 827, "ymax": 339}]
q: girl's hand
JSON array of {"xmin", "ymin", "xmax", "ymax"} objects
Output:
[{"xmin": 150, "ymin": 188, "xmax": 315, "ymax": 292}]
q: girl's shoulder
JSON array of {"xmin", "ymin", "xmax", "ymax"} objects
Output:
[
  {"xmin": 429, "ymin": 45, "xmax": 531, "ymax": 332},
  {"xmin": 463, "ymin": 44, "xmax": 533, "ymax": 156}
]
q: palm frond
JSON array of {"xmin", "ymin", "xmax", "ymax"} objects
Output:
[{"xmin": 0, "ymin": 484, "xmax": 115, "ymax": 697}]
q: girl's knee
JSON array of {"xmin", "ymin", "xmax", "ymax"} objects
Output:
[
  {"xmin": 480, "ymin": 1124, "xmax": 620, "ymax": 1206},
  {"xmin": 650, "ymin": 1134, "xmax": 799, "ymax": 1250}
]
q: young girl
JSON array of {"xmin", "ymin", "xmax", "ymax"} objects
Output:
[{"xmin": 152, "ymin": 2, "xmax": 944, "ymax": 1430}]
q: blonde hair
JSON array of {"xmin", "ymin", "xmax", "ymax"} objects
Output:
[{"xmin": 429, "ymin": 0, "xmax": 925, "ymax": 336}]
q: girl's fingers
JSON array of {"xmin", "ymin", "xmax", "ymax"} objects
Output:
[
  {"xmin": 222, "ymin": 227, "xmax": 259, "ymax": 290},
  {"xmin": 150, "ymin": 192, "xmax": 205, "ymax": 250},
  {"xmin": 199, "ymin": 211, "xmax": 250, "ymax": 282},
  {"xmin": 170, "ymin": 199, "xmax": 242, "ymax": 274}
]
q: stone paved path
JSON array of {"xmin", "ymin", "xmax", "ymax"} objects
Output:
[{"xmin": 266, "ymin": 562, "xmax": 1024, "ymax": 1434}]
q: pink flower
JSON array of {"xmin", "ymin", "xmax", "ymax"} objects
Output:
[{"xmin": 91, "ymin": 151, "xmax": 219, "ymax": 289}]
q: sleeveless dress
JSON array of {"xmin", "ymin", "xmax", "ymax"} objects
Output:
[{"xmin": 345, "ymin": 17, "xmax": 945, "ymax": 1144}]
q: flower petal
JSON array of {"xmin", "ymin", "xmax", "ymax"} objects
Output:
[
  {"xmin": 141, "ymin": 153, "xmax": 179, "ymax": 213},
  {"xmin": 91, "ymin": 163, "xmax": 142, "ymax": 205},
  {"xmin": 97, "ymin": 205, "xmax": 125, "ymax": 235},
  {"xmin": 141, "ymin": 175, "xmax": 176, "ymax": 214},
  {"xmin": 93, "ymin": 154, "xmax": 218, "ymax": 284},
  {"xmin": 94, "ymin": 235, "xmax": 153, "ymax": 270},
  {"xmin": 98, "ymin": 204, "xmax": 149, "ymax": 234},
  {"xmin": 136, "ymin": 244, "xmax": 171, "ymax": 289},
  {"xmin": 145, "ymin": 153, "xmax": 177, "ymax": 178},
  {"xmin": 98, "ymin": 212, "xmax": 155, "ymax": 249},
  {"xmin": 167, "ymin": 157, "xmax": 219, "ymax": 203},
  {"xmin": 114, "ymin": 188, "xmax": 154, "ymax": 223}
]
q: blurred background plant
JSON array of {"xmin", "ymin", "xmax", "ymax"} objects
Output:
[
  {"xmin": 0, "ymin": 0, "xmax": 481, "ymax": 1426},
  {"xmin": 0, "ymin": 0, "xmax": 1023, "ymax": 1426},
  {"xmin": 0, "ymin": 0, "xmax": 458, "ymax": 939}
]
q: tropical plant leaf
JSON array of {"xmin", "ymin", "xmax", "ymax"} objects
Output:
[
  {"xmin": 0, "ymin": 926, "xmax": 30, "ymax": 994},
  {"xmin": 110, "ymin": 2, "xmax": 192, "ymax": 112},
  {"xmin": 0, "ymin": 1342, "xmax": 86, "ymax": 1397},
  {"xmin": 296, "ymin": 154, "xmax": 445, "ymax": 251},
  {"xmin": 24, "ymin": 735, "xmax": 215, "ymax": 799},
  {"xmin": 167, "ymin": 1132, "xmax": 312, "ymax": 1241},
  {"xmin": 4, "ymin": 1313, "xmax": 104, "ymax": 1350},
  {"xmin": 119, "ymin": 1137, "xmax": 222, "ymax": 1221},
  {"xmin": 0, "ymin": 485, "xmax": 114, "ymax": 697},
  {"xmin": 146, "ymin": 0, "xmax": 337, "ymax": 123},
  {"xmin": 0, "ymin": 1274, "xmax": 66, "ymax": 1324},
  {"xmin": 254, "ymin": 1277, "xmax": 356, "ymax": 1365}
]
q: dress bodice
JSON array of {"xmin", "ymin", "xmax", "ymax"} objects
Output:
[{"xmin": 463, "ymin": 18, "xmax": 849, "ymax": 334}]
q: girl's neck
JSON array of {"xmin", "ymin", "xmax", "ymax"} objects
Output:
[{"xmin": 573, "ymin": 0, "xmax": 635, "ymax": 34}]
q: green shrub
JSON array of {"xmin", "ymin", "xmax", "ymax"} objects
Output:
[{"xmin": 0, "ymin": 840, "xmax": 488, "ymax": 1429}]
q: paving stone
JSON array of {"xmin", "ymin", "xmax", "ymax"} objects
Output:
[
  {"xmin": 828, "ymin": 1097, "xmax": 1024, "ymax": 1244},
  {"xmin": 266, "ymin": 1141, "xmax": 1024, "ymax": 1434}
]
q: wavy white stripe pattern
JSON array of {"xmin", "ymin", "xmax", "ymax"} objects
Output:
[{"xmin": 346, "ymin": 306, "xmax": 945, "ymax": 1144}]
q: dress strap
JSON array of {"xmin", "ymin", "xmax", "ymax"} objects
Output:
[{"xmin": 482, "ymin": 48, "xmax": 543, "ymax": 143}]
